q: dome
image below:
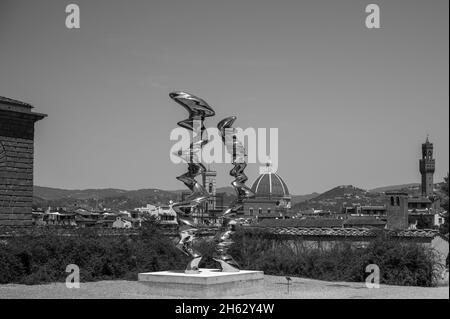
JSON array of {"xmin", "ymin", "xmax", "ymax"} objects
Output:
[{"xmin": 250, "ymin": 170, "xmax": 290, "ymax": 199}]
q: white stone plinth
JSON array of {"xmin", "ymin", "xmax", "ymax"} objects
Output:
[{"xmin": 138, "ymin": 268, "xmax": 264, "ymax": 298}]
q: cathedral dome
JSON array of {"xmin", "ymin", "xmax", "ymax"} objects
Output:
[{"xmin": 250, "ymin": 165, "xmax": 290, "ymax": 199}]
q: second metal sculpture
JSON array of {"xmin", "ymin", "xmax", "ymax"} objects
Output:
[{"xmin": 214, "ymin": 116, "xmax": 255, "ymax": 272}]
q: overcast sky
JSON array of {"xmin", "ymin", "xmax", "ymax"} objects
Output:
[{"xmin": 0, "ymin": 0, "xmax": 448, "ymax": 194}]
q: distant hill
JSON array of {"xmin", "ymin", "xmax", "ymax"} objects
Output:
[
  {"xmin": 369, "ymin": 183, "xmax": 420, "ymax": 194},
  {"xmin": 33, "ymin": 185, "xmax": 317, "ymax": 211},
  {"xmin": 36, "ymin": 181, "xmax": 439, "ymax": 212},
  {"xmin": 292, "ymin": 185, "xmax": 384, "ymax": 212},
  {"xmin": 33, "ymin": 185, "xmax": 239, "ymax": 210},
  {"xmin": 33, "ymin": 186, "xmax": 185, "ymax": 210},
  {"xmin": 291, "ymin": 192, "xmax": 320, "ymax": 204},
  {"xmin": 313, "ymin": 185, "xmax": 368, "ymax": 201},
  {"xmin": 34, "ymin": 186, "xmax": 130, "ymax": 201}
]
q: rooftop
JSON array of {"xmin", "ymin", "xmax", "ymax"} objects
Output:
[
  {"xmin": 0, "ymin": 96, "xmax": 33, "ymax": 108},
  {"xmin": 408, "ymin": 197, "xmax": 432, "ymax": 204},
  {"xmin": 248, "ymin": 226, "xmax": 440, "ymax": 239},
  {"xmin": 257, "ymin": 218, "xmax": 345, "ymax": 228},
  {"xmin": 345, "ymin": 217, "xmax": 386, "ymax": 226},
  {"xmin": 360, "ymin": 206, "xmax": 386, "ymax": 210},
  {"xmin": 0, "ymin": 95, "xmax": 47, "ymax": 118}
]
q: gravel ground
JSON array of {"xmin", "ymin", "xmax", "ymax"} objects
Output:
[{"xmin": 0, "ymin": 275, "xmax": 448, "ymax": 299}]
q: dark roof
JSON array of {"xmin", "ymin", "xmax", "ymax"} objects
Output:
[
  {"xmin": 0, "ymin": 96, "xmax": 33, "ymax": 108},
  {"xmin": 257, "ymin": 212, "xmax": 285, "ymax": 219},
  {"xmin": 408, "ymin": 197, "xmax": 432, "ymax": 204},
  {"xmin": 257, "ymin": 218, "xmax": 345, "ymax": 228},
  {"xmin": 360, "ymin": 206, "xmax": 386, "ymax": 210},
  {"xmin": 0, "ymin": 96, "xmax": 47, "ymax": 119},
  {"xmin": 344, "ymin": 217, "xmax": 386, "ymax": 226},
  {"xmin": 76, "ymin": 210, "xmax": 93, "ymax": 216},
  {"xmin": 385, "ymin": 191, "xmax": 408, "ymax": 196},
  {"xmin": 103, "ymin": 215, "xmax": 118, "ymax": 221},
  {"xmin": 409, "ymin": 209, "xmax": 433, "ymax": 215}
]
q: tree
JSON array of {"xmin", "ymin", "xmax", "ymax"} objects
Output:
[
  {"xmin": 441, "ymin": 173, "xmax": 449, "ymax": 210},
  {"xmin": 439, "ymin": 173, "xmax": 449, "ymax": 234},
  {"xmin": 416, "ymin": 214, "xmax": 433, "ymax": 229}
]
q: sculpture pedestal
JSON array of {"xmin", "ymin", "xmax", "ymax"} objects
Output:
[{"xmin": 138, "ymin": 268, "xmax": 264, "ymax": 298}]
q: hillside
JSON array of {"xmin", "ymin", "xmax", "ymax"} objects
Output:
[
  {"xmin": 292, "ymin": 185, "xmax": 384, "ymax": 212},
  {"xmin": 369, "ymin": 182, "xmax": 446, "ymax": 195},
  {"xmin": 34, "ymin": 186, "xmax": 130, "ymax": 201},
  {"xmin": 32, "ymin": 186, "xmax": 237, "ymax": 210},
  {"xmin": 369, "ymin": 183, "xmax": 420, "ymax": 194},
  {"xmin": 34, "ymin": 180, "xmax": 444, "ymax": 212},
  {"xmin": 291, "ymin": 192, "xmax": 320, "ymax": 204},
  {"xmin": 314, "ymin": 185, "xmax": 367, "ymax": 201}
]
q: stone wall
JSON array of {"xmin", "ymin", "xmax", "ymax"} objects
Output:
[
  {"xmin": 0, "ymin": 137, "xmax": 34, "ymax": 225},
  {"xmin": 0, "ymin": 100, "xmax": 46, "ymax": 226}
]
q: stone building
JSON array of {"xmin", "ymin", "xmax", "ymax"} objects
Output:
[
  {"xmin": 384, "ymin": 137, "xmax": 445, "ymax": 230},
  {"xmin": 0, "ymin": 96, "xmax": 46, "ymax": 226},
  {"xmin": 386, "ymin": 191, "xmax": 409, "ymax": 230}
]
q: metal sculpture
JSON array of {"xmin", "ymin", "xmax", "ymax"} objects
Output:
[
  {"xmin": 213, "ymin": 116, "xmax": 255, "ymax": 272},
  {"xmin": 170, "ymin": 91, "xmax": 214, "ymax": 273},
  {"xmin": 169, "ymin": 92, "xmax": 254, "ymax": 273}
]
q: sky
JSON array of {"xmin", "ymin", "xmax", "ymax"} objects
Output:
[{"xmin": 0, "ymin": 0, "xmax": 448, "ymax": 195}]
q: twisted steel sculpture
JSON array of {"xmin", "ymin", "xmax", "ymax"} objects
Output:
[
  {"xmin": 170, "ymin": 91, "xmax": 214, "ymax": 274},
  {"xmin": 213, "ymin": 116, "xmax": 255, "ymax": 272},
  {"xmin": 169, "ymin": 92, "xmax": 254, "ymax": 273}
]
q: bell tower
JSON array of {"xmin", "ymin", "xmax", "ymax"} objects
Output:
[
  {"xmin": 202, "ymin": 167, "xmax": 216, "ymax": 210},
  {"xmin": 419, "ymin": 136, "xmax": 435, "ymax": 197}
]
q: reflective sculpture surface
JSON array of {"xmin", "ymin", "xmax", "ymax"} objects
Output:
[
  {"xmin": 169, "ymin": 92, "xmax": 254, "ymax": 273},
  {"xmin": 170, "ymin": 91, "xmax": 214, "ymax": 273},
  {"xmin": 214, "ymin": 116, "xmax": 255, "ymax": 272}
]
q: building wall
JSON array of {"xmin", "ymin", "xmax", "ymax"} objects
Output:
[
  {"xmin": 421, "ymin": 170, "xmax": 434, "ymax": 197},
  {"xmin": 242, "ymin": 199, "xmax": 280, "ymax": 217},
  {"xmin": 0, "ymin": 109, "xmax": 43, "ymax": 226},
  {"xmin": 386, "ymin": 193, "xmax": 409, "ymax": 230}
]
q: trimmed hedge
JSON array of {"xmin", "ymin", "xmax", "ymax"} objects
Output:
[
  {"xmin": 0, "ymin": 225, "xmax": 440, "ymax": 287},
  {"xmin": 226, "ymin": 228, "xmax": 439, "ymax": 287},
  {"xmin": 0, "ymin": 222, "xmax": 188, "ymax": 285}
]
